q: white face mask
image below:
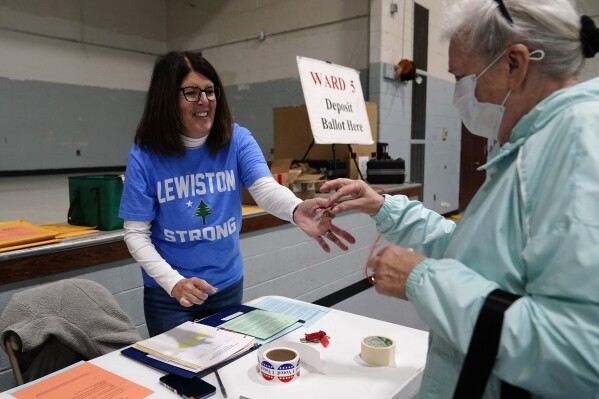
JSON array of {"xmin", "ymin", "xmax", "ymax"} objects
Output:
[{"xmin": 453, "ymin": 49, "xmax": 545, "ymax": 142}]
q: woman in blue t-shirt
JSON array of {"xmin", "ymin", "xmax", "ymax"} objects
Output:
[{"xmin": 119, "ymin": 51, "xmax": 354, "ymax": 336}]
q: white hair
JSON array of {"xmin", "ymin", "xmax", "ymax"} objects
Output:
[{"xmin": 442, "ymin": 0, "xmax": 585, "ymax": 78}]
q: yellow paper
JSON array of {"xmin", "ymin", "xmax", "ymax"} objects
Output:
[
  {"xmin": 242, "ymin": 206, "xmax": 263, "ymax": 215},
  {"xmin": 40, "ymin": 223, "xmax": 96, "ymax": 233},
  {"xmin": 41, "ymin": 223, "xmax": 98, "ymax": 239},
  {"xmin": 55, "ymin": 230, "xmax": 98, "ymax": 239},
  {"xmin": 0, "ymin": 238, "xmax": 61, "ymax": 253}
]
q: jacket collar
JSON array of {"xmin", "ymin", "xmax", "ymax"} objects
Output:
[{"xmin": 479, "ymin": 77, "xmax": 599, "ymax": 171}]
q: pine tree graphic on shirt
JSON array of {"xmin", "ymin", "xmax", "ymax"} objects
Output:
[{"xmin": 194, "ymin": 200, "xmax": 213, "ymax": 225}]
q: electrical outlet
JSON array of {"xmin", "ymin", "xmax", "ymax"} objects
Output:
[{"xmin": 383, "ymin": 63, "xmax": 396, "ymax": 80}]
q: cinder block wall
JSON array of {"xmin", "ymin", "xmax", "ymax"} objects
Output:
[{"xmin": 0, "ymin": 211, "xmax": 379, "ymax": 391}]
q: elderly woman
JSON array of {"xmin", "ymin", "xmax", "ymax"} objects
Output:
[{"xmin": 318, "ymin": 0, "xmax": 599, "ymax": 397}]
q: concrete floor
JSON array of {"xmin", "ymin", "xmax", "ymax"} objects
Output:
[{"xmin": 333, "ymin": 286, "xmax": 428, "ymax": 331}]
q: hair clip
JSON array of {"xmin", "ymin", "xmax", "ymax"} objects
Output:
[
  {"xmin": 580, "ymin": 15, "xmax": 599, "ymax": 58},
  {"xmin": 492, "ymin": 0, "xmax": 514, "ymax": 24}
]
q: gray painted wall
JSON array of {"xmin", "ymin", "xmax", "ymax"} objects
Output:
[
  {"xmin": 0, "ymin": 67, "xmax": 368, "ymax": 172},
  {"xmin": 0, "ymin": 78, "xmax": 144, "ymax": 171}
]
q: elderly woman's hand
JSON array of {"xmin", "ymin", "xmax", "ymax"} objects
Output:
[
  {"xmin": 367, "ymin": 246, "xmax": 426, "ymax": 300},
  {"xmin": 319, "ymin": 178, "xmax": 385, "ymax": 216}
]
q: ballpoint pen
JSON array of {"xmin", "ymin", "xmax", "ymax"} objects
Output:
[
  {"xmin": 196, "ymin": 343, "xmax": 261, "ymax": 379},
  {"xmin": 214, "ymin": 369, "xmax": 227, "ymax": 398},
  {"xmin": 193, "ymin": 343, "xmax": 260, "ymax": 398}
]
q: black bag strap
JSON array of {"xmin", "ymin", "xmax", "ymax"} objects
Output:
[
  {"xmin": 453, "ymin": 289, "xmax": 531, "ymax": 399},
  {"xmin": 67, "ymin": 187, "xmax": 84, "ymax": 225},
  {"xmin": 91, "ymin": 186, "xmax": 101, "ymax": 227}
]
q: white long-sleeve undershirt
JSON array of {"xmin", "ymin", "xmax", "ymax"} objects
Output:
[{"xmin": 123, "ymin": 134, "xmax": 302, "ymax": 296}]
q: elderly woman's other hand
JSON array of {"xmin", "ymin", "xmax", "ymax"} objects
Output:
[{"xmin": 367, "ymin": 246, "xmax": 426, "ymax": 300}]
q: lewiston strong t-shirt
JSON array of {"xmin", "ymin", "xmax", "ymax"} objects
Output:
[{"xmin": 119, "ymin": 124, "xmax": 271, "ymax": 290}]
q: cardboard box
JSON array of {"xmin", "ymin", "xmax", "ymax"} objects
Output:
[
  {"xmin": 241, "ymin": 159, "xmax": 325, "ymax": 205},
  {"xmin": 273, "ymin": 101, "xmax": 378, "ymax": 180}
]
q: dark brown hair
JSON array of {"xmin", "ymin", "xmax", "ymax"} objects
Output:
[{"xmin": 134, "ymin": 51, "xmax": 233, "ymax": 156}]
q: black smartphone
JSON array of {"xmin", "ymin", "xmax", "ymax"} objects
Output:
[{"xmin": 159, "ymin": 374, "xmax": 216, "ymax": 399}]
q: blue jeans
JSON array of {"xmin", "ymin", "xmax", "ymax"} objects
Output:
[{"xmin": 143, "ymin": 278, "xmax": 243, "ymax": 337}]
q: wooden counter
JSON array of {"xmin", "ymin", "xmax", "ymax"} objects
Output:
[{"xmin": 0, "ymin": 183, "xmax": 421, "ymax": 285}]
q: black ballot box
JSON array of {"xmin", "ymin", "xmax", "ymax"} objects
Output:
[
  {"xmin": 297, "ymin": 159, "xmax": 348, "ymax": 179},
  {"xmin": 366, "ymin": 158, "xmax": 406, "ymax": 184}
]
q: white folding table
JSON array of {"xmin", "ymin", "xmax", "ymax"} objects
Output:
[{"xmin": 1, "ymin": 296, "xmax": 429, "ymax": 399}]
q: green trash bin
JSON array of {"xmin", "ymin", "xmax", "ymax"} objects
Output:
[{"xmin": 67, "ymin": 174, "xmax": 124, "ymax": 231}]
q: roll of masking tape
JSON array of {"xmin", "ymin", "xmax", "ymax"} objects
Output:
[
  {"xmin": 258, "ymin": 347, "xmax": 300, "ymax": 383},
  {"xmin": 360, "ymin": 336, "xmax": 396, "ymax": 366}
]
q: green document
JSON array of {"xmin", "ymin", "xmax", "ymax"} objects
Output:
[{"xmin": 219, "ymin": 309, "xmax": 300, "ymax": 340}]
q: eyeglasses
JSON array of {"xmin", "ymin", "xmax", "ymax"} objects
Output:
[{"xmin": 178, "ymin": 86, "xmax": 220, "ymax": 102}]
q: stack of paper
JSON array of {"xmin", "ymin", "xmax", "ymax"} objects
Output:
[
  {"xmin": 0, "ymin": 220, "xmax": 99, "ymax": 253},
  {"xmin": 197, "ymin": 304, "xmax": 304, "ymax": 346},
  {"xmin": 134, "ymin": 322, "xmax": 255, "ymax": 372},
  {"xmin": 218, "ymin": 308, "xmax": 301, "ymax": 340},
  {"xmin": 0, "ymin": 220, "xmax": 59, "ymax": 252},
  {"xmin": 41, "ymin": 223, "xmax": 98, "ymax": 239}
]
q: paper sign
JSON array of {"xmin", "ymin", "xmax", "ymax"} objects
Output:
[{"xmin": 297, "ymin": 56, "xmax": 374, "ymax": 145}]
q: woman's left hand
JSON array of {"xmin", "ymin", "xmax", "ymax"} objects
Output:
[
  {"xmin": 293, "ymin": 198, "xmax": 356, "ymax": 252},
  {"xmin": 367, "ymin": 246, "xmax": 426, "ymax": 299}
]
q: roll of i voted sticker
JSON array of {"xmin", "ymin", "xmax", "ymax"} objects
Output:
[
  {"xmin": 257, "ymin": 347, "xmax": 300, "ymax": 383},
  {"xmin": 360, "ymin": 336, "xmax": 396, "ymax": 366}
]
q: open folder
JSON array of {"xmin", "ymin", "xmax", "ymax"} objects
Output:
[
  {"xmin": 121, "ymin": 304, "xmax": 299, "ymax": 378},
  {"xmin": 121, "ymin": 342, "xmax": 260, "ymax": 379},
  {"xmin": 134, "ymin": 322, "xmax": 255, "ymax": 372}
]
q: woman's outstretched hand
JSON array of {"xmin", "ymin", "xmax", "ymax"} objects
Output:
[{"xmin": 293, "ymin": 197, "xmax": 356, "ymax": 252}]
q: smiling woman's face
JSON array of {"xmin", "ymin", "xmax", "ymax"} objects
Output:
[{"xmin": 178, "ymin": 71, "xmax": 217, "ymax": 139}]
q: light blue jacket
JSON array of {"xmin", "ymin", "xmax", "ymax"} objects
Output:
[{"xmin": 373, "ymin": 77, "xmax": 599, "ymax": 398}]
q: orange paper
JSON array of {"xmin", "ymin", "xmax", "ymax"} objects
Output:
[
  {"xmin": 0, "ymin": 220, "xmax": 57, "ymax": 248},
  {"xmin": 12, "ymin": 362, "xmax": 152, "ymax": 399}
]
